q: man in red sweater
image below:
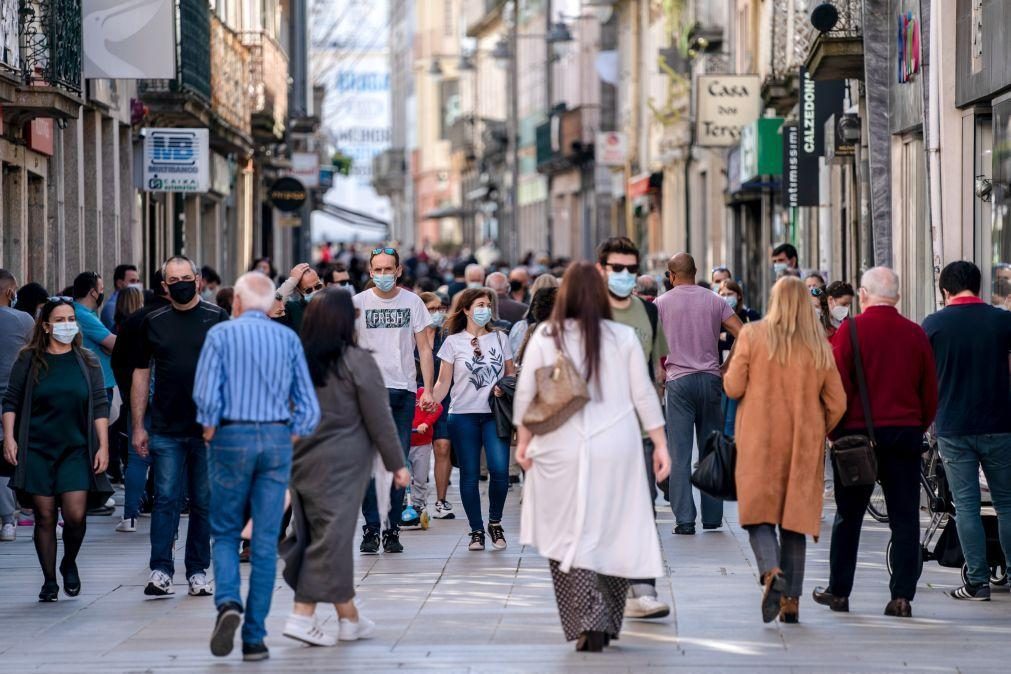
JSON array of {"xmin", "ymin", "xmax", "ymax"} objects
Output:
[{"xmin": 813, "ymin": 267, "xmax": 938, "ymax": 618}]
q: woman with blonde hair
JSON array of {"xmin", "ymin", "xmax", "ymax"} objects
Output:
[{"xmin": 724, "ymin": 276, "xmax": 847, "ymax": 624}]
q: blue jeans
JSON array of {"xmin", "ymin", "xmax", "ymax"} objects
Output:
[
  {"xmin": 721, "ymin": 394, "xmax": 738, "ymax": 437},
  {"xmin": 361, "ymin": 388, "xmax": 414, "ymax": 532},
  {"xmin": 938, "ymin": 434, "xmax": 1011, "ymax": 587},
  {"xmin": 665, "ymin": 374, "xmax": 725, "ymax": 527},
  {"xmin": 209, "ymin": 423, "xmax": 292, "ymax": 645},
  {"xmin": 448, "ymin": 413, "xmax": 509, "ymax": 532},
  {"xmin": 123, "ymin": 411, "xmax": 152, "ymax": 520},
  {"xmin": 149, "ymin": 434, "xmax": 210, "ymax": 578}
]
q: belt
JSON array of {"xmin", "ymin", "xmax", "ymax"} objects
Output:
[{"xmin": 220, "ymin": 419, "xmax": 289, "ymax": 427}]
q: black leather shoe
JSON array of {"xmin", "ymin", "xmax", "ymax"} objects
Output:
[
  {"xmin": 884, "ymin": 598, "xmax": 912, "ymax": 617},
  {"xmin": 60, "ymin": 560, "xmax": 81, "ymax": 596},
  {"xmin": 812, "ymin": 586, "xmax": 849, "ymax": 612},
  {"xmin": 673, "ymin": 524, "xmax": 696, "ymax": 535},
  {"xmin": 38, "ymin": 580, "xmax": 59, "ymax": 602}
]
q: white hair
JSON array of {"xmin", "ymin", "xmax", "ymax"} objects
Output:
[
  {"xmin": 861, "ymin": 266, "xmax": 899, "ymax": 300},
  {"xmin": 486, "ymin": 271, "xmax": 508, "ymax": 292},
  {"xmin": 234, "ymin": 272, "xmax": 276, "ymax": 313},
  {"xmin": 465, "ymin": 264, "xmax": 485, "ymax": 282}
]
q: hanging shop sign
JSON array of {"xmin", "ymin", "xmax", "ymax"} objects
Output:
[
  {"xmin": 291, "ymin": 152, "xmax": 320, "ymax": 188},
  {"xmin": 142, "ymin": 128, "xmax": 209, "ymax": 192},
  {"xmin": 695, "ymin": 75, "xmax": 762, "ymax": 147},
  {"xmin": 739, "ymin": 118, "xmax": 784, "ymax": 184},
  {"xmin": 896, "ymin": 10, "xmax": 921, "ymax": 83},
  {"xmin": 83, "ymin": 0, "xmax": 177, "ymax": 79},
  {"xmin": 595, "ymin": 131, "xmax": 628, "ymax": 166},
  {"xmin": 798, "ymin": 66, "xmax": 845, "ymax": 159},
  {"xmin": 269, "ymin": 176, "xmax": 308, "ymax": 212},
  {"xmin": 781, "ymin": 123, "xmax": 818, "ymax": 207}
]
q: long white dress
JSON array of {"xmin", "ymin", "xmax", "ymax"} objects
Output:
[{"xmin": 514, "ymin": 320, "xmax": 665, "ymax": 580}]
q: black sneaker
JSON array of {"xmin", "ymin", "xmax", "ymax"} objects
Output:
[
  {"xmin": 382, "ymin": 529, "xmax": 404, "ymax": 553},
  {"xmin": 468, "ymin": 529, "xmax": 486, "ymax": 551},
  {"xmin": 487, "ymin": 522, "xmax": 507, "ymax": 550},
  {"xmin": 242, "ymin": 642, "xmax": 270, "ymax": 662},
  {"xmin": 950, "ymin": 583, "xmax": 991, "ymax": 601},
  {"xmin": 210, "ymin": 602, "xmax": 243, "ymax": 657},
  {"xmin": 360, "ymin": 528, "xmax": 381, "ymax": 555}
]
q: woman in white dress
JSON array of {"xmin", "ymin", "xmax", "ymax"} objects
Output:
[{"xmin": 514, "ymin": 262, "xmax": 671, "ymax": 652}]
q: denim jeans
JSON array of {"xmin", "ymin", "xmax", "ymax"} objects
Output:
[
  {"xmin": 123, "ymin": 411, "xmax": 152, "ymax": 520},
  {"xmin": 665, "ymin": 374, "xmax": 725, "ymax": 527},
  {"xmin": 361, "ymin": 388, "xmax": 415, "ymax": 532},
  {"xmin": 148, "ymin": 434, "xmax": 210, "ymax": 579},
  {"xmin": 209, "ymin": 422, "xmax": 292, "ymax": 645},
  {"xmin": 629, "ymin": 437, "xmax": 659, "ymax": 598},
  {"xmin": 721, "ymin": 394, "xmax": 739, "ymax": 437},
  {"xmin": 448, "ymin": 413, "xmax": 509, "ymax": 532},
  {"xmin": 938, "ymin": 433, "xmax": 1011, "ymax": 587}
]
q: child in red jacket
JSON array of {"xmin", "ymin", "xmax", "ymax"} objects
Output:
[{"xmin": 406, "ymin": 387, "xmax": 443, "ymax": 527}]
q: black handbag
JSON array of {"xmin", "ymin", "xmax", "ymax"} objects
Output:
[
  {"xmin": 831, "ymin": 319, "xmax": 878, "ymax": 487},
  {"xmin": 691, "ymin": 431, "xmax": 738, "ymax": 501}
]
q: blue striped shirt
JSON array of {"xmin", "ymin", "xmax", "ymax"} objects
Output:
[{"xmin": 192, "ymin": 311, "xmax": 320, "ymax": 437}]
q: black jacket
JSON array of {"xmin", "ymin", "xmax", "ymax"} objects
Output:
[{"xmin": 489, "ymin": 375, "xmax": 517, "ymax": 440}]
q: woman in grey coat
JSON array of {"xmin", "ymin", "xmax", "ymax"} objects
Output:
[{"xmin": 280, "ymin": 288, "xmax": 409, "ymax": 647}]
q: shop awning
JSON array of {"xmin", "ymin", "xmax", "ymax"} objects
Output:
[
  {"xmin": 424, "ymin": 205, "xmax": 474, "ymax": 220},
  {"xmin": 310, "ymin": 203, "xmax": 389, "ymax": 244}
]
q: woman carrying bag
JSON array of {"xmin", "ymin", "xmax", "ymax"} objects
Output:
[
  {"xmin": 2, "ymin": 298, "xmax": 112, "ymax": 602},
  {"xmin": 723, "ymin": 277, "xmax": 847, "ymax": 624},
  {"xmin": 513, "ymin": 262, "xmax": 671, "ymax": 652}
]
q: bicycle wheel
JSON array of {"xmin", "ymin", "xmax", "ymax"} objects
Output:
[
  {"xmin": 867, "ymin": 482, "xmax": 889, "ymax": 523},
  {"xmin": 885, "ymin": 539, "xmax": 893, "ymax": 576}
]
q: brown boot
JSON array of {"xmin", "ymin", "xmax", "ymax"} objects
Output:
[
  {"xmin": 760, "ymin": 568, "xmax": 786, "ymax": 623},
  {"xmin": 884, "ymin": 598, "xmax": 912, "ymax": 618},
  {"xmin": 779, "ymin": 596, "xmax": 799, "ymax": 624}
]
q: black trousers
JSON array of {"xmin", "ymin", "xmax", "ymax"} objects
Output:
[{"xmin": 828, "ymin": 427, "xmax": 923, "ymax": 601}]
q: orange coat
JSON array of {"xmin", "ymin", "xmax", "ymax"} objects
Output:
[{"xmin": 723, "ymin": 322, "xmax": 847, "ymax": 537}]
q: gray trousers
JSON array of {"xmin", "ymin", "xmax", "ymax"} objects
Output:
[
  {"xmin": 408, "ymin": 444, "xmax": 433, "ymax": 510},
  {"xmin": 629, "ymin": 438, "xmax": 659, "ymax": 599},
  {"xmin": 665, "ymin": 374, "xmax": 725, "ymax": 527},
  {"xmin": 746, "ymin": 524, "xmax": 807, "ymax": 597},
  {"xmin": 1, "ymin": 477, "xmax": 16, "ymax": 525}
]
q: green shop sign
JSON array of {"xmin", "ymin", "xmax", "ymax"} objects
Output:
[{"xmin": 739, "ymin": 118, "xmax": 784, "ymax": 183}]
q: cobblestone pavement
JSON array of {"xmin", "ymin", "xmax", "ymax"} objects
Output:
[{"xmin": 0, "ymin": 478, "xmax": 1007, "ymax": 673}]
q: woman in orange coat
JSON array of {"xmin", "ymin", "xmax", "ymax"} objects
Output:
[{"xmin": 724, "ymin": 277, "xmax": 847, "ymax": 624}]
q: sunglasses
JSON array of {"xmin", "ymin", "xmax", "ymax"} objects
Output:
[
  {"xmin": 607, "ymin": 263, "xmax": 639, "ymax": 274},
  {"xmin": 302, "ymin": 282, "xmax": 324, "ymax": 294},
  {"xmin": 371, "ymin": 247, "xmax": 397, "ymax": 257},
  {"xmin": 471, "ymin": 336, "xmax": 483, "ymax": 359}
]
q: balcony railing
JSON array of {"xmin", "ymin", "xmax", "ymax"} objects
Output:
[
  {"xmin": 242, "ymin": 30, "xmax": 288, "ymax": 138},
  {"xmin": 802, "ymin": 0, "xmax": 864, "ymax": 80},
  {"xmin": 19, "ymin": 0, "xmax": 82, "ymax": 92},
  {"xmin": 770, "ymin": 0, "xmax": 814, "ymax": 78},
  {"xmin": 211, "ymin": 14, "xmax": 251, "ymax": 136},
  {"xmin": 139, "ymin": 0, "xmax": 211, "ymax": 103}
]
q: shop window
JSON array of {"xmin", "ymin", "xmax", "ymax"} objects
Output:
[
  {"xmin": 971, "ymin": 115, "xmax": 992, "ymax": 297},
  {"xmin": 896, "ymin": 134, "xmax": 932, "ymax": 321},
  {"xmin": 992, "ymin": 97, "xmax": 1011, "ymax": 309}
]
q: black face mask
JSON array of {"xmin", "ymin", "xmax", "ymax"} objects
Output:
[
  {"xmin": 509, "ymin": 280, "xmax": 523, "ymax": 294},
  {"xmin": 168, "ymin": 280, "xmax": 197, "ymax": 305},
  {"xmin": 94, "ymin": 291, "xmax": 105, "ymax": 307}
]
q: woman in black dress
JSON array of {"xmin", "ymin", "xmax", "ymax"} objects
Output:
[{"xmin": 2, "ymin": 298, "xmax": 111, "ymax": 601}]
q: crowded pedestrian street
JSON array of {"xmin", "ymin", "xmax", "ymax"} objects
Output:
[{"xmin": 0, "ymin": 480, "xmax": 1006, "ymax": 673}]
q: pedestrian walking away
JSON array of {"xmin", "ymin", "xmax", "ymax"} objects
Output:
[
  {"xmin": 595, "ymin": 237, "xmax": 670, "ymax": 621},
  {"xmin": 194, "ymin": 272, "xmax": 321, "ymax": 661},
  {"xmin": 724, "ymin": 277, "xmax": 847, "ymax": 624},
  {"xmin": 279, "ymin": 287, "xmax": 409, "ymax": 647},
  {"xmin": 922, "ymin": 261, "xmax": 1011, "ymax": 602},
  {"xmin": 432, "ymin": 288, "xmax": 516, "ymax": 551},
  {"xmin": 514, "ymin": 262, "xmax": 671, "ymax": 652},
  {"xmin": 2, "ymin": 298, "xmax": 112, "ymax": 601},
  {"xmin": 656, "ymin": 253, "xmax": 743, "ymax": 534},
  {"xmin": 813, "ymin": 267, "xmax": 938, "ymax": 618},
  {"xmin": 131, "ymin": 257, "xmax": 229, "ymax": 598},
  {"xmin": 353, "ymin": 248, "xmax": 435, "ymax": 554}
]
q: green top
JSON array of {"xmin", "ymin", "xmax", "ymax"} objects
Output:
[
  {"xmin": 28, "ymin": 351, "xmax": 89, "ymax": 457},
  {"xmin": 611, "ymin": 297, "xmax": 668, "ymax": 367}
]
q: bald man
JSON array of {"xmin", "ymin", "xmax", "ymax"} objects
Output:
[
  {"xmin": 486, "ymin": 272, "xmax": 528, "ymax": 327},
  {"xmin": 655, "ymin": 253, "xmax": 743, "ymax": 535}
]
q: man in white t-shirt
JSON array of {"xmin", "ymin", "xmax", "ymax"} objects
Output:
[{"xmin": 353, "ymin": 248, "xmax": 435, "ymax": 554}]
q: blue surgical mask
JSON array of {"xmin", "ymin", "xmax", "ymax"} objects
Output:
[
  {"xmin": 373, "ymin": 274, "xmax": 396, "ymax": 292},
  {"xmin": 430, "ymin": 310, "xmax": 446, "ymax": 328},
  {"xmin": 607, "ymin": 270, "xmax": 637, "ymax": 298},
  {"xmin": 773, "ymin": 262, "xmax": 788, "ymax": 274},
  {"xmin": 467, "ymin": 282, "xmax": 484, "ymax": 289},
  {"xmin": 51, "ymin": 322, "xmax": 80, "ymax": 344},
  {"xmin": 472, "ymin": 306, "xmax": 493, "ymax": 327},
  {"xmin": 723, "ymin": 295, "xmax": 738, "ymax": 310},
  {"xmin": 302, "ymin": 291, "xmax": 318, "ymax": 303}
]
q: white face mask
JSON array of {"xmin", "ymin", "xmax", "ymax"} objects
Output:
[
  {"xmin": 830, "ymin": 305, "xmax": 850, "ymax": 323},
  {"xmin": 51, "ymin": 322, "xmax": 80, "ymax": 344}
]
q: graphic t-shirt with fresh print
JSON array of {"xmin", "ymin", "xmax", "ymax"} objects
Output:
[
  {"xmin": 353, "ymin": 288, "xmax": 430, "ymax": 391},
  {"xmin": 437, "ymin": 330, "xmax": 513, "ymax": 414}
]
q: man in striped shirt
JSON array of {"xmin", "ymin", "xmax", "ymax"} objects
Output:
[{"xmin": 194, "ymin": 272, "xmax": 320, "ymax": 662}]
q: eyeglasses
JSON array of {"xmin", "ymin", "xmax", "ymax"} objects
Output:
[
  {"xmin": 810, "ymin": 287, "xmax": 825, "ymax": 297},
  {"xmin": 607, "ymin": 263, "xmax": 639, "ymax": 274},
  {"xmin": 371, "ymin": 247, "xmax": 397, "ymax": 257},
  {"xmin": 471, "ymin": 336, "xmax": 483, "ymax": 359}
]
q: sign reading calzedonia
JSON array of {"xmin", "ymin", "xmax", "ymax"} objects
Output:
[
  {"xmin": 142, "ymin": 128, "xmax": 209, "ymax": 193},
  {"xmin": 695, "ymin": 75, "xmax": 761, "ymax": 147}
]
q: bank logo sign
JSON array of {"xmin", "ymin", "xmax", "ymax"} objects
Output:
[
  {"xmin": 142, "ymin": 128, "xmax": 209, "ymax": 193},
  {"xmin": 695, "ymin": 75, "xmax": 761, "ymax": 147}
]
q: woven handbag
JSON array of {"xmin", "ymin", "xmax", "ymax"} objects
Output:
[{"xmin": 521, "ymin": 331, "xmax": 590, "ymax": 435}]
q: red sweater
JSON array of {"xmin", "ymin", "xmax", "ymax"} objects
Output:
[
  {"xmin": 410, "ymin": 388, "xmax": 443, "ymax": 446},
  {"xmin": 830, "ymin": 305, "xmax": 938, "ymax": 435}
]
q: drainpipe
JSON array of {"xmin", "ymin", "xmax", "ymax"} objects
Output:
[
  {"xmin": 925, "ymin": 0, "xmax": 943, "ymax": 310},
  {"xmin": 625, "ymin": 0, "xmax": 640, "ymax": 240}
]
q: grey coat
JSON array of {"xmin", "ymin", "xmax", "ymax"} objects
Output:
[
  {"xmin": 1, "ymin": 348, "xmax": 112, "ymax": 498},
  {"xmin": 280, "ymin": 346, "xmax": 404, "ymax": 604}
]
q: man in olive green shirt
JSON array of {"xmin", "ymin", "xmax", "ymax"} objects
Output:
[{"xmin": 596, "ymin": 237, "xmax": 669, "ymax": 621}]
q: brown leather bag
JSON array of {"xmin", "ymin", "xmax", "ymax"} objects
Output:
[{"xmin": 521, "ymin": 330, "xmax": 590, "ymax": 435}]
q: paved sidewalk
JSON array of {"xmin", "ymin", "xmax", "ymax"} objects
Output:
[{"xmin": 0, "ymin": 480, "xmax": 1007, "ymax": 673}]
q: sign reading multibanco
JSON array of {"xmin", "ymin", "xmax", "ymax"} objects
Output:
[
  {"xmin": 695, "ymin": 75, "xmax": 762, "ymax": 147},
  {"xmin": 142, "ymin": 128, "xmax": 209, "ymax": 193}
]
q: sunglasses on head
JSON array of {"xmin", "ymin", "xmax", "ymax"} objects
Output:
[
  {"xmin": 471, "ymin": 336, "xmax": 483, "ymax": 359},
  {"xmin": 48, "ymin": 296, "xmax": 73, "ymax": 303},
  {"xmin": 712, "ymin": 265, "xmax": 729, "ymax": 274},
  {"xmin": 810, "ymin": 287, "xmax": 825, "ymax": 297},
  {"xmin": 371, "ymin": 247, "xmax": 397, "ymax": 257},
  {"xmin": 607, "ymin": 262, "xmax": 639, "ymax": 274}
]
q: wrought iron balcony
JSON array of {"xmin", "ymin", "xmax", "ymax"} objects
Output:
[
  {"xmin": 138, "ymin": 0, "xmax": 211, "ymax": 106},
  {"xmin": 802, "ymin": 0, "xmax": 864, "ymax": 81},
  {"xmin": 19, "ymin": 0, "xmax": 81, "ymax": 92},
  {"xmin": 210, "ymin": 14, "xmax": 251, "ymax": 138},
  {"xmin": 241, "ymin": 30, "xmax": 288, "ymax": 141}
]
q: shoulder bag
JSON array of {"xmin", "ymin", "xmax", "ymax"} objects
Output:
[
  {"xmin": 520, "ymin": 328, "xmax": 590, "ymax": 435},
  {"xmin": 691, "ymin": 431, "xmax": 738, "ymax": 501},
  {"xmin": 831, "ymin": 319, "xmax": 878, "ymax": 487}
]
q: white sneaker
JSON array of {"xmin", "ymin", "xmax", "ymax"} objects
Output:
[
  {"xmin": 433, "ymin": 500, "xmax": 455, "ymax": 519},
  {"xmin": 144, "ymin": 570, "xmax": 175, "ymax": 597},
  {"xmin": 104, "ymin": 496, "xmax": 116, "ymax": 508},
  {"xmin": 187, "ymin": 572, "xmax": 213, "ymax": 596},
  {"xmin": 56, "ymin": 522, "xmax": 63, "ymax": 540},
  {"xmin": 0, "ymin": 523, "xmax": 15, "ymax": 541},
  {"xmin": 338, "ymin": 615, "xmax": 375, "ymax": 642},
  {"xmin": 283, "ymin": 614, "xmax": 337, "ymax": 647},
  {"xmin": 624, "ymin": 595, "xmax": 671, "ymax": 619},
  {"xmin": 115, "ymin": 517, "xmax": 136, "ymax": 533}
]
